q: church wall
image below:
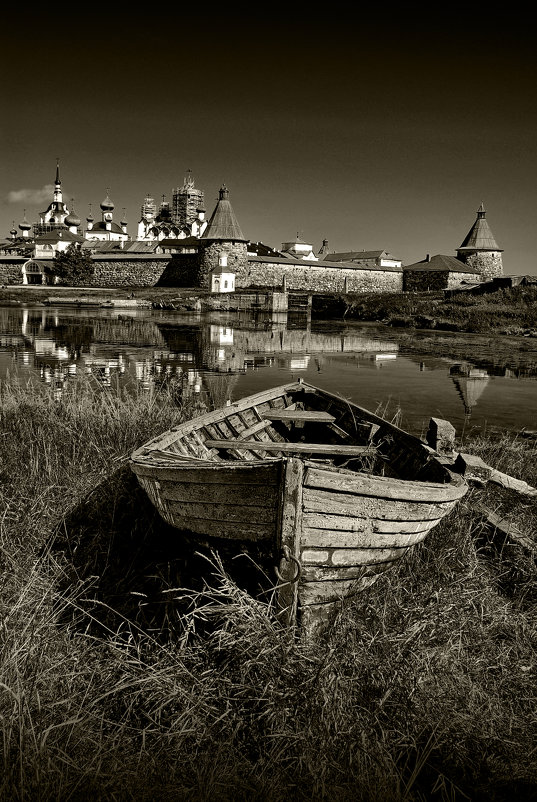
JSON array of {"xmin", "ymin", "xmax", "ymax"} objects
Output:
[{"xmin": 235, "ymin": 261, "xmax": 403, "ymax": 293}]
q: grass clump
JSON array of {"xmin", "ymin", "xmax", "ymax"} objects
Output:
[{"xmin": 1, "ymin": 378, "xmax": 537, "ymax": 800}]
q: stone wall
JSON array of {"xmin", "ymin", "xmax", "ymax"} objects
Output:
[
  {"xmin": 198, "ymin": 241, "xmax": 248, "ymax": 288},
  {"xmin": 403, "ymin": 269, "xmax": 480, "ymax": 292},
  {"xmin": 235, "ymin": 260, "xmax": 403, "ymax": 293},
  {"xmin": 0, "ymin": 258, "xmax": 26, "ymax": 285},
  {"xmin": 90, "ymin": 256, "xmax": 172, "ymax": 287},
  {"xmin": 458, "ymin": 251, "xmax": 503, "ymax": 282}
]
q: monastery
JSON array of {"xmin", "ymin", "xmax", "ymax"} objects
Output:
[{"xmin": 0, "ymin": 164, "xmax": 503, "ymax": 292}]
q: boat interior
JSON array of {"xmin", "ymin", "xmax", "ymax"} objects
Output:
[{"xmin": 151, "ymin": 383, "xmax": 449, "ymax": 483}]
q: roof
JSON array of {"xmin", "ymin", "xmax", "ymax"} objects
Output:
[
  {"xmin": 35, "ymin": 229, "xmax": 84, "ymax": 243},
  {"xmin": 247, "ymin": 255, "xmax": 402, "ymax": 271},
  {"xmin": 201, "ymin": 185, "xmax": 247, "ymax": 242},
  {"xmin": 322, "ymin": 250, "xmax": 395, "ymax": 262},
  {"xmin": 158, "ymin": 236, "xmax": 200, "ymax": 248},
  {"xmin": 403, "ymin": 254, "xmax": 481, "ymax": 274},
  {"xmin": 84, "ymin": 240, "xmax": 159, "ymax": 253},
  {"xmin": 247, "ymin": 241, "xmax": 285, "ymax": 258},
  {"xmin": 458, "ymin": 204, "xmax": 502, "ymax": 252}
]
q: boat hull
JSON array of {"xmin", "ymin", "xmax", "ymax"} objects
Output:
[{"xmin": 130, "ymin": 380, "xmax": 467, "ymax": 634}]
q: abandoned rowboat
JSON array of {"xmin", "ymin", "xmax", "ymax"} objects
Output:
[{"xmin": 130, "ymin": 380, "xmax": 468, "ymax": 634}]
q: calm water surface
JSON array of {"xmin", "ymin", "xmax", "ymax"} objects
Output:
[{"xmin": 1, "ymin": 304, "xmax": 537, "ymax": 438}]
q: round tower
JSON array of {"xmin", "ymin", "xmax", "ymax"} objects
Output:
[
  {"xmin": 456, "ymin": 203, "xmax": 503, "ymax": 281},
  {"xmin": 198, "ymin": 185, "xmax": 248, "ymax": 289}
]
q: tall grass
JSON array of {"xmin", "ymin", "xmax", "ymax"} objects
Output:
[{"xmin": 1, "ymin": 377, "xmax": 536, "ymax": 800}]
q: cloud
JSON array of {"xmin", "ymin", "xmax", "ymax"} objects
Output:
[{"xmin": 7, "ymin": 185, "xmax": 57, "ymax": 205}]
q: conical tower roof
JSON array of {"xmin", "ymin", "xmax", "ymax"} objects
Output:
[
  {"xmin": 458, "ymin": 203, "xmax": 502, "ymax": 252},
  {"xmin": 201, "ymin": 184, "xmax": 247, "ymax": 241}
]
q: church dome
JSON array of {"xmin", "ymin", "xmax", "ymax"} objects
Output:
[
  {"xmin": 19, "ymin": 216, "xmax": 31, "ymax": 231},
  {"xmin": 100, "ymin": 194, "xmax": 115, "ymax": 212},
  {"xmin": 65, "ymin": 210, "xmax": 81, "ymax": 227}
]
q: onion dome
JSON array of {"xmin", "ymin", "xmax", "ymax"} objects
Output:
[
  {"xmin": 65, "ymin": 210, "xmax": 81, "ymax": 227},
  {"xmin": 100, "ymin": 193, "xmax": 115, "ymax": 212},
  {"xmin": 10, "ymin": 222, "xmax": 17, "ymax": 236},
  {"xmin": 19, "ymin": 212, "xmax": 31, "ymax": 231}
]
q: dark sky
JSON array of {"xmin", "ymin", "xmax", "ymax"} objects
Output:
[{"xmin": 2, "ymin": 11, "xmax": 536, "ymax": 274}]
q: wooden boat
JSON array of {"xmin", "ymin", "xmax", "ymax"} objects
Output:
[{"xmin": 130, "ymin": 380, "xmax": 468, "ymax": 635}]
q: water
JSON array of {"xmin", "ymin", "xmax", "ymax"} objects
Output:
[{"xmin": 1, "ymin": 304, "xmax": 537, "ymax": 438}]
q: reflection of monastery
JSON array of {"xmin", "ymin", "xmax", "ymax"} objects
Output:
[
  {"xmin": 1, "ymin": 163, "xmax": 505, "ymax": 293},
  {"xmin": 0, "ymin": 306, "xmax": 403, "ymax": 402}
]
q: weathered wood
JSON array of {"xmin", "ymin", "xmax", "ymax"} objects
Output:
[
  {"xmin": 426, "ymin": 417, "xmax": 456, "ymax": 455},
  {"xmin": 167, "ymin": 500, "xmax": 276, "ymax": 524},
  {"xmin": 302, "ymin": 511, "xmax": 439, "ymax": 534},
  {"xmin": 301, "ymin": 545, "xmax": 408, "ymax": 566},
  {"xmin": 483, "ymin": 511, "xmax": 537, "ymax": 554},
  {"xmin": 131, "ymin": 379, "xmax": 468, "ymax": 639},
  {"xmin": 204, "ymin": 439, "xmax": 377, "ymax": 456},
  {"xmin": 298, "ymin": 572, "xmax": 387, "ymax": 606},
  {"xmin": 132, "ymin": 462, "xmax": 279, "ymax": 482},
  {"xmin": 455, "ymin": 452, "xmax": 537, "ymax": 497},
  {"xmin": 304, "ymin": 467, "xmax": 466, "ymax": 502},
  {"xmin": 160, "ymin": 481, "xmax": 278, "ymax": 506},
  {"xmin": 263, "ymin": 409, "xmax": 336, "ymax": 423},
  {"xmin": 276, "ymin": 457, "xmax": 304, "ymax": 627},
  {"xmin": 301, "ymin": 559, "xmax": 401, "ymax": 582},
  {"xmin": 164, "ymin": 513, "xmax": 275, "ymax": 542},
  {"xmin": 301, "ymin": 528, "xmax": 429, "ymax": 550}
]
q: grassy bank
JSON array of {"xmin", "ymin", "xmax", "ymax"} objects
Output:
[
  {"xmin": 1, "ymin": 378, "xmax": 537, "ymax": 800},
  {"xmin": 313, "ymin": 285, "xmax": 537, "ymax": 335},
  {"xmin": 3, "ymin": 284, "xmax": 537, "ymax": 336}
]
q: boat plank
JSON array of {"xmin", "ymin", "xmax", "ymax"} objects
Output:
[
  {"xmin": 131, "ymin": 463, "xmax": 280, "ymax": 482},
  {"xmin": 165, "ymin": 514, "xmax": 275, "ymax": 542},
  {"xmin": 303, "ymin": 488, "xmax": 457, "ymax": 520},
  {"xmin": 263, "ymin": 410, "xmax": 336, "ymax": 423},
  {"xmin": 300, "ymin": 527, "xmax": 431, "ymax": 549},
  {"xmin": 204, "ymin": 440, "xmax": 376, "ymax": 456},
  {"xmin": 302, "ymin": 511, "xmax": 439, "ymax": 534},
  {"xmin": 305, "ymin": 466, "xmax": 466, "ymax": 502},
  {"xmin": 167, "ymin": 501, "xmax": 276, "ymax": 524},
  {"xmin": 301, "ymin": 546, "xmax": 408, "ymax": 566},
  {"xmin": 301, "ymin": 560, "xmax": 401, "ymax": 582},
  {"xmin": 160, "ymin": 481, "xmax": 279, "ymax": 506}
]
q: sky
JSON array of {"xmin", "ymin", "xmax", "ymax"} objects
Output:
[{"xmin": 1, "ymin": 10, "xmax": 536, "ymax": 275}]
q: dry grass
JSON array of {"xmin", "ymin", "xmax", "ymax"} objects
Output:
[{"xmin": 1, "ymin": 378, "xmax": 536, "ymax": 800}]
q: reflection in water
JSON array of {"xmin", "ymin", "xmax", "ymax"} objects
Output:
[
  {"xmin": 450, "ymin": 363, "xmax": 490, "ymax": 418},
  {"xmin": 1, "ymin": 305, "xmax": 537, "ymax": 436}
]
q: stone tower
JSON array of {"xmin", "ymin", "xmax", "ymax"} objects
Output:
[
  {"xmin": 197, "ymin": 185, "xmax": 248, "ymax": 289},
  {"xmin": 456, "ymin": 203, "xmax": 503, "ymax": 281},
  {"xmin": 172, "ymin": 171, "xmax": 205, "ymax": 228}
]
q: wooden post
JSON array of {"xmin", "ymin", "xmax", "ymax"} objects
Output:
[
  {"xmin": 276, "ymin": 458, "xmax": 304, "ymax": 628},
  {"xmin": 426, "ymin": 417, "xmax": 456, "ymax": 456}
]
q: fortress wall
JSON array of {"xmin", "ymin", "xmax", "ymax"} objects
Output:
[
  {"xmin": 403, "ymin": 269, "xmax": 480, "ymax": 292},
  {"xmin": 235, "ymin": 261, "xmax": 403, "ymax": 293}
]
